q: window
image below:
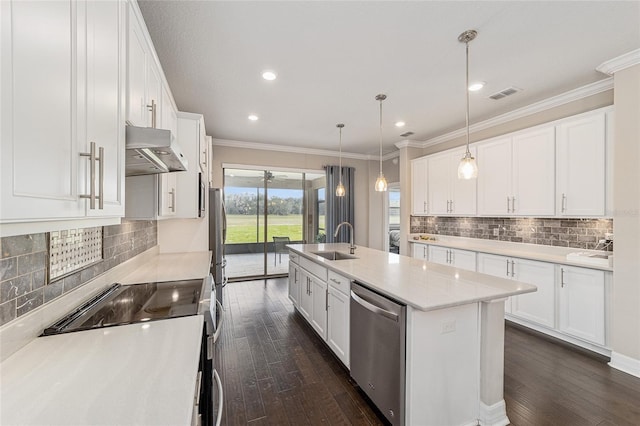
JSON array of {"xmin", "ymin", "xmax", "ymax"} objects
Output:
[{"xmin": 316, "ymin": 188, "xmax": 326, "ymax": 242}]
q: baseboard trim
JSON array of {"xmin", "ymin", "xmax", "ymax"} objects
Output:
[
  {"xmin": 479, "ymin": 400, "xmax": 509, "ymax": 426},
  {"xmin": 609, "ymin": 351, "xmax": 640, "ymax": 378}
]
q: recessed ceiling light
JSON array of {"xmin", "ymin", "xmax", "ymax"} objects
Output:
[
  {"xmin": 395, "ymin": 121, "xmax": 406, "ymax": 128},
  {"xmin": 248, "ymin": 114, "xmax": 259, "ymax": 121},
  {"xmin": 468, "ymin": 81, "xmax": 485, "ymax": 91},
  {"xmin": 262, "ymin": 70, "xmax": 277, "ymax": 81}
]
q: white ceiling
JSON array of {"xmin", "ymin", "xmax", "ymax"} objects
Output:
[{"xmin": 138, "ymin": 1, "xmax": 640, "ymax": 156}]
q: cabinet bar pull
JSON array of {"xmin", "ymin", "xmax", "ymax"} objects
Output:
[
  {"xmin": 98, "ymin": 146, "xmax": 104, "ymax": 209},
  {"xmin": 560, "ymin": 268, "xmax": 566, "ymax": 287},
  {"xmin": 79, "ymin": 142, "xmax": 97, "ymax": 209},
  {"xmin": 423, "ymin": 201, "xmax": 427, "ymax": 213},
  {"xmin": 506, "ymin": 259, "xmax": 510, "ymax": 277},
  {"xmin": 326, "ymin": 289, "xmax": 329, "ymax": 311},
  {"xmin": 511, "ymin": 260, "xmax": 515, "ymax": 277},
  {"xmin": 511, "ymin": 197, "xmax": 515, "ymax": 213},
  {"xmin": 168, "ymin": 189, "xmax": 176, "ymax": 212},
  {"xmin": 507, "ymin": 196, "xmax": 511, "ymax": 213},
  {"xmin": 561, "ymin": 193, "xmax": 567, "ymax": 213},
  {"xmin": 450, "ymin": 200, "xmax": 454, "ymax": 213},
  {"xmin": 147, "ymin": 99, "xmax": 157, "ymax": 128}
]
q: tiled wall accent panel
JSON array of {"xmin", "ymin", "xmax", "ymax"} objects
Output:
[
  {"xmin": 0, "ymin": 220, "xmax": 157, "ymax": 326},
  {"xmin": 410, "ymin": 216, "xmax": 613, "ymax": 250},
  {"xmin": 49, "ymin": 228, "xmax": 103, "ymax": 281}
]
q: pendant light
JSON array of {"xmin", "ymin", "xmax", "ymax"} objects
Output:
[
  {"xmin": 336, "ymin": 123, "xmax": 346, "ymax": 197},
  {"xmin": 457, "ymin": 30, "xmax": 479, "ymax": 180},
  {"xmin": 374, "ymin": 94, "xmax": 388, "ymax": 192}
]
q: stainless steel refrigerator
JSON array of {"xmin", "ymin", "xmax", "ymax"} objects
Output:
[{"xmin": 209, "ymin": 188, "xmax": 226, "ymax": 306}]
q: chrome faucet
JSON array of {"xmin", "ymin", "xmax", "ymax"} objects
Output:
[{"xmin": 334, "ymin": 222, "xmax": 356, "ymax": 254}]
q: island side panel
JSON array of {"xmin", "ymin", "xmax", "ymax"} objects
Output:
[
  {"xmin": 479, "ymin": 298, "xmax": 510, "ymax": 426},
  {"xmin": 405, "ymin": 303, "xmax": 480, "ymax": 426}
]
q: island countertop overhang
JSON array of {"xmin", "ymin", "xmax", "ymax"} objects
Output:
[{"xmin": 288, "ymin": 243, "xmax": 537, "ymax": 311}]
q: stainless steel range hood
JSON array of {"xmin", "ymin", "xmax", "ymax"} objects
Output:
[{"xmin": 125, "ymin": 126, "xmax": 188, "ymax": 176}]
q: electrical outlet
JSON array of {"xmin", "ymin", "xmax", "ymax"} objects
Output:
[
  {"xmin": 493, "ymin": 228, "xmax": 499, "ymax": 236},
  {"xmin": 441, "ymin": 320, "xmax": 456, "ymax": 334},
  {"xmin": 605, "ymin": 233, "xmax": 614, "ymax": 241}
]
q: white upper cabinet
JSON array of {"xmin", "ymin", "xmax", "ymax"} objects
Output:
[
  {"xmin": 427, "ymin": 148, "xmax": 477, "ymax": 216},
  {"xmin": 478, "ymin": 127, "xmax": 555, "ymax": 217},
  {"xmin": 176, "ymin": 113, "xmax": 206, "ymax": 219},
  {"xmin": 161, "ymin": 83, "xmax": 178, "ymax": 136},
  {"xmin": 1, "ymin": 0, "xmax": 125, "ymax": 224},
  {"xmin": 556, "ymin": 112, "xmax": 606, "ymax": 217},
  {"xmin": 411, "ymin": 157, "xmax": 428, "ymax": 215},
  {"xmin": 126, "ymin": 7, "xmax": 147, "ymax": 127}
]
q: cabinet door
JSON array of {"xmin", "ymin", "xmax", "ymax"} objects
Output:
[
  {"xmin": 310, "ymin": 275, "xmax": 328, "ymax": 339},
  {"xmin": 451, "ymin": 248, "xmax": 476, "ymax": 272},
  {"xmin": 559, "ymin": 266, "xmax": 605, "ymax": 345},
  {"xmin": 450, "ymin": 148, "xmax": 477, "ymax": 215},
  {"xmin": 477, "ymin": 253, "xmax": 512, "ymax": 313},
  {"xmin": 126, "ymin": 4, "xmax": 147, "ymax": 127},
  {"xmin": 161, "ymin": 84, "xmax": 177, "ymax": 135},
  {"xmin": 1, "ymin": 0, "xmax": 84, "ymax": 221},
  {"xmin": 428, "ymin": 246, "xmax": 449, "ymax": 266},
  {"xmin": 427, "ymin": 154, "xmax": 450, "ymax": 215},
  {"xmin": 85, "ymin": 0, "xmax": 125, "ymax": 218},
  {"xmin": 327, "ymin": 286, "xmax": 350, "ymax": 368},
  {"xmin": 510, "ymin": 258, "xmax": 555, "ymax": 328},
  {"xmin": 411, "ymin": 158, "xmax": 428, "ymax": 215},
  {"xmin": 556, "ymin": 113, "xmax": 606, "ymax": 216},
  {"xmin": 477, "ymin": 137, "xmax": 512, "ymax": 216},
  {"xmin": 512, "ymin": 127, "xmax": 555, "ymax": 216},
  {"xmin": 199, "ymin": 121, "xmax": 208, "ymax": 173},
  {"xmin": 298, "ymin": 272, "xmax": 313, "ymax": 321},
  {"xmin": 288, "ymin": 262, "xmax": 300, "ymax": 307},
  {"xmin": 411, "ymin": 243, "xmax": 429, "ymax": 260},
  {"xmin": 159, "ymin": 173, "xmax": 177, "ymax": 217},
  {"xmin": 146, "ymin": 62, "xmax": 162, "ymax": 128}
]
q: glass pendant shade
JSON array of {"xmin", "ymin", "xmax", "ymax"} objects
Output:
[
  {"xmin": 336, "ymin": 123, "xmax": 346, "ymax": 197},
  {"xmin": 336, "ymin": 181, "xmax": 346, "ymax": 197},
  {"xmin": 375, "ymin": 173, "xmax": 388, "ymax": 192},
  {"xmin": 458, "ymin": 151, "xmax": 478, "ymax": 179}
]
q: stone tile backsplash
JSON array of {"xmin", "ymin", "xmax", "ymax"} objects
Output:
[
  {"xmin": 0, "ymin": 220, "xmax": 157, "ymax": 327},
  {"xmin": 410, "ymin": 216, "xmax": 613, "ymax": 250}
]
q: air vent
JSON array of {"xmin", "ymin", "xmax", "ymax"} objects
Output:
[
  {"xmin": 489, "ymin": 87, "xmax": 521, "ymax": 100},
  {"xmin": 400, "ymin": 131, "xmax": 414, "ymax": 137}
]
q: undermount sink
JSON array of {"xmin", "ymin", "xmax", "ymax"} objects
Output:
[
  {"xmin": 566, "ymin": 252, "xmax": 613, "ymax": 267},
  {"xmin": 312, "ymin": 251, "xmax": 358, "ymax": 261}
]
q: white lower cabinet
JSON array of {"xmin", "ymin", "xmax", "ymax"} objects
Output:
[
  {"xmin": 428, "ymin": 246, "xmax": 476, "ymax": 271},
  {"xmin": 478, "ymin": 253, "xmax": 555, "ymax": 328},
  {"xmin": 289, "ymin": 253, "xmax": 350, "ymax": 368},
  {"xmin": 558, "ymin": 266, "xmax": 606, "ymax": 345},
  {"xmin": 411, "ymin": 243, "xmax": 429, "ymax": 260},
  {"xmin": 327, "ymin": 271, "xmax": 350, "ymax": 368}
]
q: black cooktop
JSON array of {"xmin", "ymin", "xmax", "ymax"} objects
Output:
[{"xmin": 42, "ymin": 279, "xmax": 204, "ymax": 336}]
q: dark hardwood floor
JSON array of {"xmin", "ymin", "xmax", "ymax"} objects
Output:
[{"xmin": 216, "ymin": 278, "xmax": 640, "ymax": 426}]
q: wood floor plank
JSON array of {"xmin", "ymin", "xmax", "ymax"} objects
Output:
[{"xmin": 217, "ymin": 278, "xmax": 640, "ymax": 426}]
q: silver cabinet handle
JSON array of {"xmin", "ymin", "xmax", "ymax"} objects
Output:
[
  {"xmin": 294, "ymin": 269, "xmax": 298, "ymax": 283},
  {"xmin": 98, "ymin": 146, "xmax": 104, "ymax": 209},
  {"xmin": 329, "ymin": 278, "xmax": 340, "ymax": 284},
  {"xmin": 560, "ymin": 268, "xmax": 566, "ymax": 287},
  {"xmin": 450, "ymin": 250, "xmax": 454, "ymax": 265},
  {"xmin": 450, "ymin": 200, "xmax": 454, "ymax": 213},
  {"xmin": 213, "ymin": 369, "xmax": 224, "ymax": 426},
  {"xmin": 510, "ymin": 260, "xmax": 515, "ymax": 277},
  {"xmin": 561, "ymin": 193, "xmax": 567, "ymax": 213},
  {"xmin": 147, "ymin": 99, "xmax": 157, "ymax": 128},
  {"xmin": 168, "ymin": 189, "xmax": 176, "ymax": 212},
  {"xmin": 326, "ymin": 288, "xmax": 329, "ymax": 311},
  {"xmin": 506, "ymin": 259, "xmax": 510, "ymax": 277},
  {"xmin": 423, "ymin": 201, "xmax": 427, "ymax": 213},
  {"xmin": 423, "ymin": 246, "xmax": 427, "ymax": 258},
  {"xmin": 511, "ymin": 197, "xmax": 515, "ymax": 214},
  {"xmin": 507, "ymin": 196, "xmax": 511, "ymax": 213},
  {"xmin": 350, "ymin": 290, "xmax": 399, "ymax": 322},
  {"xmin": 80, "ymin": 142, "xmax": 104, "ymax": 209}
]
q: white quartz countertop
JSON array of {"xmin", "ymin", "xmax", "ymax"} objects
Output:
[
  {"xmin": 0, "ymin": 315, "xmax": 203, "ymax": 426},
  {"xmin": 119, "ymin": 251, "xmax": 212, "ymax": 284},
  {"xmin": 289, "ymin": 243, "xmax": 536, "ymax": 311},
  {"xmin": 408, "ymin": 234, "xmax": 613, "ymax": 271}
]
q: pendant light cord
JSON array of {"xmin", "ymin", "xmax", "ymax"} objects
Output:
[
  {"xmin": 465, "ymin": 40, "xmax": 471, "ymax": 155},
  {"xmin": 379, "ymin": 98, "xmax": 383, "ymax": 174}
]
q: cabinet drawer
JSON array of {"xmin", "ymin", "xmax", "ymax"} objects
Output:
[
  {"xmin": 300, "ymin": 257, "xmax": 328, "ymax": 281},
  {"xmin": 327, "ymin": 270, "xmax": 350, "ymax": 296},
  {"xmin": 289, "ymin": 251, "xmax": 300, "ymax": 265}
]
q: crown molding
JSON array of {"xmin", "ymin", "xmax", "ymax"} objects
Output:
[
  {"xmin": 382, "ymin": 150, "xmax": 400, "ymax": 161},
  {"xmin": 597, "ymin": 49, "xmax": 640, "ymax": 75},
  {"xmin": 211, "ymin": 138, "xmax": 374, "ymax": 160},
  {"xmin": 421, "ymin": 78, "xmax": 614, "ymax": 148},
  {"xmin": 394, "ymin": 140, "xmax": 424, "ymax": 149}
]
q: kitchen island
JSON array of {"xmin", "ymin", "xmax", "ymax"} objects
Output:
[{"xmin": 288, "ymin": 243, "xmax": 536, "ymax": 426}]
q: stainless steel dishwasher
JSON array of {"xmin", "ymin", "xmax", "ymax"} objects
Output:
[{"xmin": 350, "ymin": 281, "xmax": 406, "ymax": 425}]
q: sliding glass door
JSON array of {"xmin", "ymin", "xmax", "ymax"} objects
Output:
[{"xmin": 223, "ymin": 168, "xmax": 324, "ymax": 280}]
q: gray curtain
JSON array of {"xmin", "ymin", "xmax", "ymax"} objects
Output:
[{"xmin": 325, "ymin": 165, "xmax": 355, "ymax": 243}]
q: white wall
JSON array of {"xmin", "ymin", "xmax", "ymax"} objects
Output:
[{"xmin": 611, "ymin": 64, "xmax": 640, "ymax": 368}]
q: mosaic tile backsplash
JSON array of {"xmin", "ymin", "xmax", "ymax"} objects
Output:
[
  {"xmin": 49, "ymin": 228, "xmax": 103, "ymax": 281},
  {"xmin": 0, "ymin": 220, "xmax": 157, "ymax": 326},
  {"xmin": 410, "ymin": 216, "xmax": 613, "ymax": 250}
]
